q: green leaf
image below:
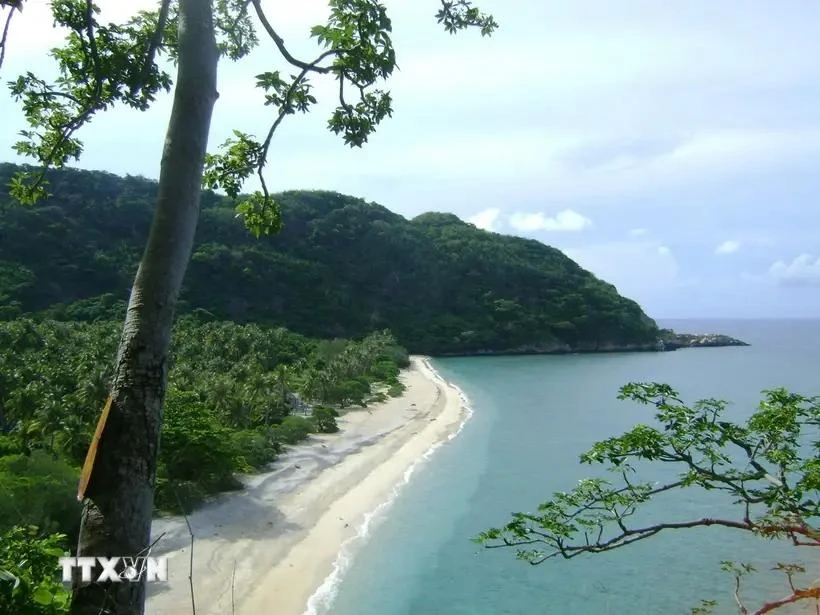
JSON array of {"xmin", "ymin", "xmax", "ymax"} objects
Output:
[
  {"xmin": 234, "ymin": 192, "xmax": 282, "ymax": 238},
  {"xmin": 32, "ymin": 585, "xmax": 54, "ymax": 605}
]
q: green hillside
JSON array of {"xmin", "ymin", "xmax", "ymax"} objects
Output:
[{"xmin": 0, "ymin": 162, "xmax": 660, "ymax": 354}]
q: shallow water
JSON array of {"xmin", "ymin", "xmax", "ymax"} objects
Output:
[{"xmin": 321, "ymin": 320, "xmax": 820, "ymax": 615}]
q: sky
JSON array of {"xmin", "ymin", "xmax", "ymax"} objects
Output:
[{"xmin": 1, "ymin": 0, "xmax": 819, "ymax": 318}]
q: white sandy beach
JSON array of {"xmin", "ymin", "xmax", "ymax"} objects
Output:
[{"xmin": 146, "ymin": 356, "xmax": 467, "ymax": 615}]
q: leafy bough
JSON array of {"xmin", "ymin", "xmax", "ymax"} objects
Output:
[{"xmin": 475, "ymin": 383, "xmax": 820, "ymax": 614}]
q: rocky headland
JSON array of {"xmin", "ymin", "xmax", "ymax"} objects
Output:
[
  {"xmin": 435, "ymin": 329, "xmax": 750, "ymax": 357},
  {"xmin": 658, "ymin": 330, "xmax": 750, "ymax": 351}
]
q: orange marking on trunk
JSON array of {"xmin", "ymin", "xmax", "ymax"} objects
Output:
[{"xmin": 77, "ymin": 395, "xmax": 112, "ymax": 501}]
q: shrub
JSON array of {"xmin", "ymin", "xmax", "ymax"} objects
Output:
[
  {"xmin": 369, "ymin": 358, "xmax": 401, "ymax": 382},
  {"xmin": 369, "ymin": 391, "xmax": 388, "ymax": 404},
  {"xmin": 273, "ymin": 415, "xmax": 314, "ymax": 445},
  {"xmin": 312, "ymin": 406, "xmax": 339, "ymax": 433},
  {"xmin": 380, "ymin": 344, "xmax": 410, "ymax": 368},
  {"xmin": 388, "ymin": 382, "xmax": 406, "ymax": 397},
  {"xmin": 0, "ymin": 435, "xmax": 23, "ymax": 457},
  {"xmin": 230, "ymin": 429, "xmax": 280, "ymax": 471},
  {"xmin": 0, "ymin": 452, "xmax": 81, "ymax": 539},
  {"xmin": 0, "ymin": 526, "xmax": 70, "ymax": 615},
  {"xmin": 159, "ymin": 389, "xmax": 241, "ymax": 502},
  {"xmin": 328, "ymin": 377, "xmax": 371, "ymax": 407},
  {"xmin": 155, "ymin": 478, "xmax": 213, "ymax": 515}
]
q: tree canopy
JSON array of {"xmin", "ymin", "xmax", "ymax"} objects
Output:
[
  {"xmin": 0, "ymin": 314, "xmax": 411, "ymax": 613},
  {"xmin": 1, "ymin": 0, "xmax": 498, "ymax": 613}
]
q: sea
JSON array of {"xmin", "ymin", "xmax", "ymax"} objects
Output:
[{"xmin": 310, "ymin": 320, "xmax": 820, "ymax": 615}]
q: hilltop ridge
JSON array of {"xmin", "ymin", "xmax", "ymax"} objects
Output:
[{"xmin": 0, "ymin": 163, "xmax": 745, "ymax": 354}]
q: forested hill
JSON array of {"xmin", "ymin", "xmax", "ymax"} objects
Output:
[{"xmin": 0, "ymin": 162, "xmax": 660, "ymax": 354}]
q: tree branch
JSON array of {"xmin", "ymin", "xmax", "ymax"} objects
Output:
[
  {"xmin": 0, "ymin": 1, "xmax": 18, "ymax": 71},
  {"xmin": 83, "ymin": 0, "xmax": 103, "ymax": 91},
  {"xmin": 228, "ymin": 0, "xmax": 253, "ymax": 33},
  {"xmin": 250, "ymin": 0, "xmax": 333, "ymax": 74},
  {"xmin": 255, "ymin": 48, "xmax": 339, "ymax": 201},
  {"xmin": 174, "ymin": 487, "xmax": 197, "ymax": 615},
  {"xmin": 734, "ymin": 573, "xmax": 749, "ymax": 614},
  {"xmin": 753, "ymin": 586, "xmax": 820, "ymax": 614},
  {"xmin": 130, "ymin": 0, "xmax": 172, "ymax": 96},
  {"xmin": 231, "ymin": 560, "xmax": 237, "ymax": 615},
  {"xmin": 489, "ymin": 516, "xmax": 781, "ymax": 565}
]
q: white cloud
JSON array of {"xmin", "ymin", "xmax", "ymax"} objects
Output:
[
  {"xmin": 715, "ymin": 240, "xmax": 741, "ymax": 255},
  {"xmin": 509, "ymin": 209, "xmax": 592, "ymax": 233},
  {"xmin": 657, "ymin": 245, "xmax": 671, "ymax": 256},
  {"xmin": 629, "ymin": 228, "xmax": 649, "ymax": 238},
  {"xmin": 768, "ymin": 254, "xmax": 820, "ymax": 286},
  {"xmin": 467, "ymin": 208, "xmax": 501, "ymax": 231}
]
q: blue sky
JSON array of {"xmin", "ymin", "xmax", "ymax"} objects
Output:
[{"xmin": 2, "ymin": 0, "xmax": 820, "ymax": 318}]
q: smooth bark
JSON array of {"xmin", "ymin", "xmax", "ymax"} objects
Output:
[{"xmin": 70, "ymin": 1, "xmax": 218, "ymax": 613}]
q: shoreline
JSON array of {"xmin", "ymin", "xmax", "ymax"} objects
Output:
[{"xmin": 146, "ymin": 355, "xmax": 469, "ymax": 615}]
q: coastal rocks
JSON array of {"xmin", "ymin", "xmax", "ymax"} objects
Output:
[
  {"xmin": 659, "ymin": 331, "xmax": 750, "ymax": 350},
  {"xmin": 434, "ymin": 331, "xmax": 749, "ymax": 357},
  {"xmin": 436, "ymin": 339, "xmax": 658, "ymax": 356},
  {"xmin": 436, "ymin": 340, "xmax": 570, "ymax": 356}
]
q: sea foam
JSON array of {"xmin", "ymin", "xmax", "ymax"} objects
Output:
[{"xmin": 303, "ymin": 358, "xmax": 474, "ymax": 615}]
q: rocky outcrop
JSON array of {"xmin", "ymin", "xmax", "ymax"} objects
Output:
[
  {"xmin": 434, "ymin": 331, "xmax": 749, "ymax": 357},
  {"xmin": 436, "ymin": 339, "xmax": 662, "ymax": 357},
  {"xmin": 658, "ymin": 331, "xmax": 750, "ymax": 351}
]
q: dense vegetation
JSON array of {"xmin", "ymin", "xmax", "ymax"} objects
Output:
[
  {"xmin": 0, "ymin": 315, "xmax": 409, "ymax": 612},
  {"xmin": 0, "ymin": 162, "xmax": 661, "ymax": 612},
  {"xmin": 0, "ymin": 163, "xmax": 660, "ymax": 354}
]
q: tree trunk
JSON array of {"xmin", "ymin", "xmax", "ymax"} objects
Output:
[{"xmin": 70, "ymin": 1, "xmax": 218, "ymax": 613}]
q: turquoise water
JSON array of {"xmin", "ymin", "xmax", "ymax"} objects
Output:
[{"xmin": 325, "ymin": 320, "xmax": 820, "ymax": 615}]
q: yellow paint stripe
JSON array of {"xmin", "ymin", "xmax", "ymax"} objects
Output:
[{"xmin": 77, "ymin": 395, "xmax": 112, "ymax": 502}]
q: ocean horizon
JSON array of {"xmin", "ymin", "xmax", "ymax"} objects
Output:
[{"xmin": 312, "ymin": 318, "xmax": 820, "ymax": 615}]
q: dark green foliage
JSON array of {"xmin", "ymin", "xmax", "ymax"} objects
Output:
[
  {"xmin": 0, "ymin": 526, "xmax": 70, "ymax": 615},
  {"xmin": 0, "ymin": 453, "xmax": 81, "ymax": 538},
  {"xmin": 158, "ymin": 388, "xmax": 244, "ymax": 494},
  {"xmin": 0, "ymin": 318, "xmax": 120, "ymax": 464},
  {"xmin": 387, "ymin": 382, "xmax": 405, "ymax": 397},
  {"xmin": 370, "ymin": 358, "xmax": 402, "ymax": 384},
  {"xmin": 0, "ymin": 317, "xmax": 409, "ymax": 522},
  {"xmin": 274, "ymin": 415, "xmax": 314, "ymax": 445},
  {"xmin": 0, "ymin": 163, "xmax": 660, "ymax": 355},
  {"xmin": 327, "ymin": 378, "xmax": 370, "ymax": 407},
  {"xmin": 7, "ymin": 0, "xmax": 173, "ymax": 204},
  {"xmin": 229, "ymin": 429, "xmax": 280, "ymax": 470},
  {"xmin": 312, "ymin": 406, "xmax": 339, "ymax": 433}
]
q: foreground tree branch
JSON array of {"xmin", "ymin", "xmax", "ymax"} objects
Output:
[
  {"xmin": 0, "ymin": 0, "xmax": 22, "ymax": 71},
  {"xmin": 203, "ymin": 0, "xmax": 498, "ymax": 237},
  {"xmin": 476, "ymin": 384, "xmax": 820, "ymax": 613},
  {"xmin": 249, "ymin": 0, "xmax": 333, "ymax": 74},
  {"xmin": 130, "ymin": 0, "xmax": 172, "ymax": 97}
]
